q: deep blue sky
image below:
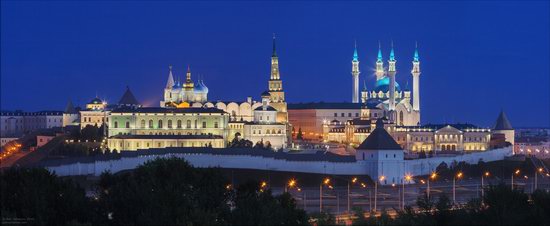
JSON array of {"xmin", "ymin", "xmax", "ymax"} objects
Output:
[{"xmin": 1, "ymin": 1, "xmax": 549, "ymax": 127}]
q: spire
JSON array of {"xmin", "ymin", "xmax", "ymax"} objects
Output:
[
  {"xmin": 377, "ymin": 41, "xmax": 383, "ymax": 62},
  {"xmin": 353, "ymin": 40, "xmax": 359, "ymax": 62},
  {"xmin": 166, "ymin": 65, "xmax": 175, "ymax": 88},
  {"xmin": 363, "ymin": 79, "xmax": 367, "ymax": 91},
  {"xmin": 186, "ymin": 65, "xmax": 191, "ymax": 82},
  {"xmin": 272, "ymin": 33, "xmax": 277, "ymax": 57},
  {"xmin": 389, "ymin": 40, "xmax": 395, "ymax": 61},
  {"xmin": 413, "ymin": 41, "xmax": 419, "ymax": 62}
]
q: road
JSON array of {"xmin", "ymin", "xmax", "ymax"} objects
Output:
[{"xmin": 272, "ymin": 176, "xmax": 550, "ymax": 215}]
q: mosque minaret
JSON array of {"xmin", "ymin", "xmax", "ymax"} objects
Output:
[
  {"xmin": 351, "ymin": 41, "xmax": 360, "ymax": 103},
  {"xmin": 412, "ymin": 43, "xmax": 421, "ymax": 112}
]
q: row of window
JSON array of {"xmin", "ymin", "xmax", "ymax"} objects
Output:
[
  {"xmin": 333, "ymin": 112, "xmax": 360, "ymax": 117},
  {"xmin": 113, "ymin": 120, "xmax": 219, "ymax": 129},
  {"xmin": 82, "ymin": 117, "xmax": 106, "ymax": 123},
  {"xmin": 252, "ymin": 129, "xmax": 283, "ymax": 135}
]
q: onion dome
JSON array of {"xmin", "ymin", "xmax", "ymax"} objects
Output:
[{"xmin": 194, "ymin": 80, "xmax": 209, "ymax": 93}]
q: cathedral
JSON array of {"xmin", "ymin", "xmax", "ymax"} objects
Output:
[{"xmin": 160, "ymin": 66, "xmax": 209, "ymax": 107}]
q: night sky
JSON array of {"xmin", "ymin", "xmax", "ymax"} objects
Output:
[{"xmin": 1, "ymin": 1, "xmax": 549, "ymax": 128}]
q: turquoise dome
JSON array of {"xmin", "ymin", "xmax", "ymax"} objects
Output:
[{"xmin": 373, "ymin": 76, "xmax": 401, "ymax": 93}]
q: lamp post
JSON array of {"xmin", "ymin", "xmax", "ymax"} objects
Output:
[
  {"xmin": 512, "ymin": 169, "xmax": 520, "ymax": 190},
  {"xmin": 453, "ymin": 172, "xmax": 463, "ymax": 204},
  {"xmin": 535, "ymin": 168, "xmax": 543, "ymax": 191},
  {"xmin": 481, "ymin": 172, "xmax": 489, "ymax": 198},
  {"xmin": 427, "ymin": 172, "xmax": 436, "ymax": 199},
  {"xmin": 348, "ymin": 177, "xmax": 358, "ymax": 213},
  {"xmin": 403, "ymin": 174, "xmax": 412, "ymax": 210},
  {"xmin": 320, "ymin": 178, "xmax": 330, "ymax": 212},
  {"xmin": 374, "ymin": 175, "xmax": 385, "ymax": 213}
]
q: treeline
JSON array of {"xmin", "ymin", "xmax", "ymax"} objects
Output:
[
  {"xmin": 2, "ymin": 158, "xmax": 550, "ymax": 225},
  {"xmin": 1, "ymin": 158, "xmax": 308, "ymax": 225}
]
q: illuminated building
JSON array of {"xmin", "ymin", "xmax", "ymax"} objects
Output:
[{"xmin": 107, "ymin": 107, "xmax": 229, "ymax": 150}]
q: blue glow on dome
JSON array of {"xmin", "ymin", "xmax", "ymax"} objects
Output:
[
  {"xmin": 373, "ymin": 76, "xmax": 401, "ymax": 93},
  {"xmin": 353, "ymin": 48, "xmax": 358, "ymax": 62},
  {"xmin": 390, "ymin": 48, "xmax": 395, "ymax": 61},
  {"xmin": 377, "ymin": 49, "xmax": 383, "ymax": 61},
  {"xmin": 414, "ymin": 48, "xmax": 419, "ymax": 62}
]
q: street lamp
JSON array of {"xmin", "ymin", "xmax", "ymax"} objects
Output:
[
  {"xmin": 427, "ymin": 172, "xmax": 437, "ymax": 199},
  {"xmin": 286, "ymin": 179, "xmax": 296, "ymax": 193},
  {"xmin": 403, "ymin": 174, "xmax": 412, "ymax": 210},
  {"xmin": 348, "ymin": 177, "xmax": 358, "ymax": 213},
  {"xmin": 535, "ymin": 167, "xmax": 543, "ymax": 191},
  {"xmin": 374, "ymin": 175, "xmax": 385, "ymax": 213},
  {"xmin": 512, "ymin": 169, "xmax": 520, "ymax": 190},
  {"xmin": 320, "ymin": 177, "xmax": 330, "ymax": 212},
  {"xmin": 453, "ymin": 172, "xmax": 463, "ymax": 203},
  {"xmin": 260, "ymin": 181, "xmax": 268, "ymax": 192},
  {"xmin": 481, "ymin": 171, "xmax": 489, "ymax": 198}
]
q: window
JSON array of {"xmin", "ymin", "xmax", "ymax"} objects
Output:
[
  {"xmin": 278, "ymin": 129, "xmax": 281, "ymax": 134},
  {"xmin": 266, "ymin": 130, "xmax": 270, "ymax": 134},
  {"xmin": 149, "ymin": 120, "xmax": 153, "ymax": 128},
  {"xmin": 341, "ymin": 113, "xmax": 345, "ymax": 117},
  {"xmin": 214, "ymin": 122, "xmax": 219, "ymax": 128},
  {"xmin": 158, "ymin": 120, "xmax": 163, "ymax": 128},
  {"xmin": 202, "ymin": 121, "xmax": 207, "ymax": 128},
  {"xmin": 186, "ymin": 120, "xmax": 191, "ymax": 128},
  {"xmin": 334, "ymin": 113, "xmax": 338, "ymax": 117},
  {"xmin": 194, "ymin": 120, "xmax": 197, "ymax": 128},
  {"xmin": 114, "ymin": 121, "xmax": 118, "ymax": 128},
  {"xmin": 177, "ymin": 120, "xmax": 182, "ymax": 128},
  {"xmin": 267, "ymin": 116, "xmax": 270, "ymax": 121},
  {"xmin": 168, "ymin": 120, "xmax": 172, "ymax": 128},
  {"xmin": 348, "ymin": 113, "xmax": 352, "ymax": 117},
  {"xmin": 355, "ymin": 113, "xmax": 359, "ymax": 117},
  {"xmin": 125, "ymin": 121, "xmax": 130, "ymax": 128}
]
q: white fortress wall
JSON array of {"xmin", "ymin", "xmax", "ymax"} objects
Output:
[
  {"xmin": 45, "ymin": 147, "xmax": 512, "ymax": 182},
  {"xmin": 404, "ymin": 146, "xmax": 513, "ymax": 176}
]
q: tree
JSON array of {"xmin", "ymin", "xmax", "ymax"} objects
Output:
[
  {"xmin": 230, "ymin": 180, "xmax": 308, "ymax": 225},
  {"xmin": 310, "ymin": 211, "xmax": 335, "ymax": 226},
  {"xmin": 0, "ymin": 168, "xmax": 92, "ymax": 225},
  {"xmin": 296, "ymin": 127, "xmax": 304, "ymax": 140},
  {"xmin": 434, "ymin": 194, "xmax": 452, "ymax": 225},
  {"xmin": 253, "ymin": 140, "xmax": 264, "ymax": 149},
  {"xmin": 351, "ymin": 207, "xmax": 368, "ymax": 225},
  {"xmin": 482, "ymin": 183, "xmax": 534, "ymax": 225},
  {"xmin": 419, "ymin": 150, "xmax": 427, "ymax": 159},
  {"xmin": 96, "ymin": 157, "xmax": 231, "ymax": 225}
]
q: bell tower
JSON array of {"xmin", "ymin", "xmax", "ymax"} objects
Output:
[{"xmin": 268, "ymin": 34, "xmax": 287, "ymax": 123}]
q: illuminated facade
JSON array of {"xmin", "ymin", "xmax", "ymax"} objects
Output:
[
  {"xmin": 360, "ymin": 42, "xmax": 420, "ymax": 127},
  {"xmin": 107, "ymin": 107, "xmax": 229, "ymax": 150},
  {"xmin": 80, "ymin": 97, "xmax": 109, "ymax": 129}
]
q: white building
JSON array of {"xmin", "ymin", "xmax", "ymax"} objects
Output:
[{"xmin": 1, "ymin": 110, "xmax": 63, "ymax": 137}]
